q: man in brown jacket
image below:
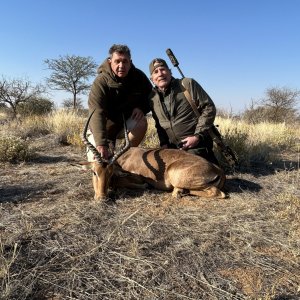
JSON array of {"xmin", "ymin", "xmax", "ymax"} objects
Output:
[
  {"xmin": 149, "ymin": 58, "xmax": 219, "ymax": 165},
  {"xmin": 88, "ymin": 44, "xmax": 152, "ymax": 159}
]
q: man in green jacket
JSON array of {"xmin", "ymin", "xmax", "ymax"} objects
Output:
[
  {"xmin": 88, "ymin": 44, "xmax": 152, "ymax": 160},
  {"xmin": 149, "ymin": 58, "xmax": 219, "ymax": 165}
]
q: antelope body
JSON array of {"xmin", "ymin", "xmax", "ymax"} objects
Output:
[
  {"xmin": 82, "ymin": 110, "xmax": 226, "ymax": 201},
  {"xmin": 117, "ymin": 147, "xmax": 226, "ymax": 199}
]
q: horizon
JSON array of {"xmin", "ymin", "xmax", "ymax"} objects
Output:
[{"xmin": 1, "ymin": 0, "xmax": 299, "ymax": 113}]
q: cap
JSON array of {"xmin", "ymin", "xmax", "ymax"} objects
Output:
[{"xmin": 149, "ymin": 58, "xmax": 169, "ymax": 74}]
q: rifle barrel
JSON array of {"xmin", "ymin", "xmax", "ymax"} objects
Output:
[
  {"xmin": 166, "ymin": 48, "xmax": 185, "ymax": 78},
  {"xmin": 176, "ymin": 66, "xmax": 185, "ymax": 78}
]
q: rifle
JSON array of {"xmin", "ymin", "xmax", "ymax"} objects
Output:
[{"xmin": 166, "ymin": 48, "xmax": 239, "ymax": 168}]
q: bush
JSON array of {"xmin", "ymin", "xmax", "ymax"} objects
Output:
[
  {"xmin": 243, "ymin": 106, "xmax": 299, "ymax": 124},
  {"xmin": 0, "ymin": 136, "xmax": 34, "ymax": 162},
  {"xmin": 17, "ymin": 98, "xmax": 54, "ymax": 117}
]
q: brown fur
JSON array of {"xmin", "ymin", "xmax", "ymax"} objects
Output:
[
  {"xmin": 83, "ymin": 147, "xmax": 226, "ymax": 200},
  {"xmin": 116, "ymin": 147, "xmax": 226, "ymax": 199}
]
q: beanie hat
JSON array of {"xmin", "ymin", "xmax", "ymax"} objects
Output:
[{"xmin": 149, "ymin": 58, "xmax": 169, "ymax": 74}]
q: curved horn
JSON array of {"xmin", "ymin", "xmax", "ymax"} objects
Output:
[
  {"xmin": 82, "ymin": 109, "xmax": 108, "ymax": 165},
  {"xmin": 109, "ymin": 114, "xmax": 130, "ymax": 165}
]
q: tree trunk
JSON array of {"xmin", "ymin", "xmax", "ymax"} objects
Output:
[{"xmin": 73, "ymin": 93, "xmax": 77, "ymax": 110}]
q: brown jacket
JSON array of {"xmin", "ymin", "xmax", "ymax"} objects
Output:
[
  {"xmin": 88, "ymin": 59, "xmax": 152, "ymax": 146},
  {"xmin": 149, "ymin": 77, "xmax": 216, "ymax": 146}
]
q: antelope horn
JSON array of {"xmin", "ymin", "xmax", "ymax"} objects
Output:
[
  {"xmin": 109, "ymin": 114, "xmax": 130, "ymax": 165},
  {"xmin": 82, "ymin": 109, "xmax": 108, "ymax": 165}
]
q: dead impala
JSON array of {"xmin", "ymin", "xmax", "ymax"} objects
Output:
[{"xmin": 82, "ymin": 111, "xmax": 227, "ymax": 201}]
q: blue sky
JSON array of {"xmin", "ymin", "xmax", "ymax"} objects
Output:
[{"xmin": 1, "ymin": 0, "xmax": 299, "ymax": 113}]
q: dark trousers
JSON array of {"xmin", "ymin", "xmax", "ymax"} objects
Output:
[{"xmin": 187, "ymin": 146, "xmax": 219, "ymax": 166}]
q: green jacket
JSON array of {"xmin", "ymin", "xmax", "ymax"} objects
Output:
[
  {"xmin": 149, "ymin": 77, "xmax": 216, "ymax": 146},
  {"xmin": 88, "ymin": 59, "xmax": 152, "ymax": 146}
]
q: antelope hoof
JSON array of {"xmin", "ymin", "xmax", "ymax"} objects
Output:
[
  {"xmin": 94, "ymin": 194, "xmax": 108, "ymax": 201},
  {"xmin": 220, "ymin": 191, "xmax": 229, "ymax": 199},
  {"xmin": 172, "ymin": 187, "xmax": 184, "ymax": 199}
]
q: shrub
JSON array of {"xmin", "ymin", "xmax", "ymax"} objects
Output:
[
  {"xmin": 0, "ymin": 136, "xmax": 34, "ymax": 162},
  {"xmin": 17, "ymin": 98, "xmax": 54, "ymax": 117}
]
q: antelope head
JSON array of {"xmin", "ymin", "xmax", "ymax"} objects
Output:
[{"xmin": 82, "ymin": 110, "xmax": 130, "ymax": 201}]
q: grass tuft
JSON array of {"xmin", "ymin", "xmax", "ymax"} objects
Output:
[
  {"xmin": 0, "ymin": 136, "xmax": 34, "ymax": 162},
  {"xmin": 46, "ymin": 109, "xmax": 85, "ymax": 146}
]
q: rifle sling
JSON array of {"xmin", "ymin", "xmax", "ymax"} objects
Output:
[
  {"xmin": 181, "ymin": 81, "xmax": 238, "ymax": 166},
  {"xmin": 182, "ymin": 81, "xmax": 218, "ymax": 143},
  {"xmin": 181, "ymin": 81, "xmax": 200, "ymax": 118},
  {"xmin": 182, "ymin": 81, "xmax": 226, "ymax": 147}
]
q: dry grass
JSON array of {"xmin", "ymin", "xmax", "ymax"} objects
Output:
[
  {"xmin": 214, "ymin": 117, "xmax": 300, "ymax": 166},
  {"xmin": 46, "ymin": 109, "xmax": 86, "ymax": 147},
  {"xmin": 0, "ymin": 111, "xmax": 299, "ymax": 300}
]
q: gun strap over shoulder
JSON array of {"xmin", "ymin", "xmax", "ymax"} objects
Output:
[
  {"xmin": 181, "ymin": 79, "xmax": 200, "ymax": 118},
  {"xmin": 181, "ymin": 79, "xmax": 238, "ymax": 167}
]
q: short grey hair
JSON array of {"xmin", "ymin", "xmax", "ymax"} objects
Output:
[{"xmin": 109, "ymin": 44, "xmax": 131, "ymax": 59}]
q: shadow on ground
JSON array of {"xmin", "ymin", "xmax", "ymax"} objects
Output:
[
  {"xmin": 0, "ymin": 182, "xmax": 57, "ymax": 204},
  {"xmin": 225, "ymin": 177, "xmax": 262, "ymax": 194},
  {"xmin": 30, "ymin": 155, "xmax": 77, "ymax": 164}
]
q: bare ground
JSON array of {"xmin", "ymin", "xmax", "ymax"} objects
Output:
[{"xmin": 0, "ymin": 134, "xmax": 299, "ymax": 300}]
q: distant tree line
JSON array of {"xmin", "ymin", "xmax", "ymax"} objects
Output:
[
  {"xmin": 242, "ymin": 87, "xmax": 300, "ymax": 124},
  {"xmin": 0, "ymin": 54, "xmax": 299, "ymax": 123},
  {"xmin": 0, "ymin": 55, "xmax": 96, "ymax": 117},
  {"xmin": 0, "ymin": 76, "xmax": 51, "ymax": 118}
]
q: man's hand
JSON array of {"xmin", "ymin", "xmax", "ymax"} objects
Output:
[
  {"xmin": 96, "ymin": 145, "xmax": 109, "ymax": 160},
  {"xmin": 180, "ymin": 135, "xmax": 200, "ymax": 150},
  {"xmin": 131, "ymin": 108, "xmax": 144, "ymax": 121}
]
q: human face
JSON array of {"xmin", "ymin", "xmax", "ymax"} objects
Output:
[
  {"xmin": 151, "ymin": 66, "xmax": 172, "ymax": 91},
  {"xmin": 108, "ymin": 52, "xmax": 131, "ymax": 78}
]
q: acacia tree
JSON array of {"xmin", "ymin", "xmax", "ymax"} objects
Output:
[
  {"xmin": 0, "ymin": 76, "xmax": 46, "ymax": 118},
  {"xmin": 261, "ymin": 87, "xmax": 300, "ymax": 123},
  {"xmin": 243, "ymin": 87, "xmax": 300, "ymax": 123},
  {"xmin": 44, "ymin": 55, "xmax": 97, "ymax": 109}
]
